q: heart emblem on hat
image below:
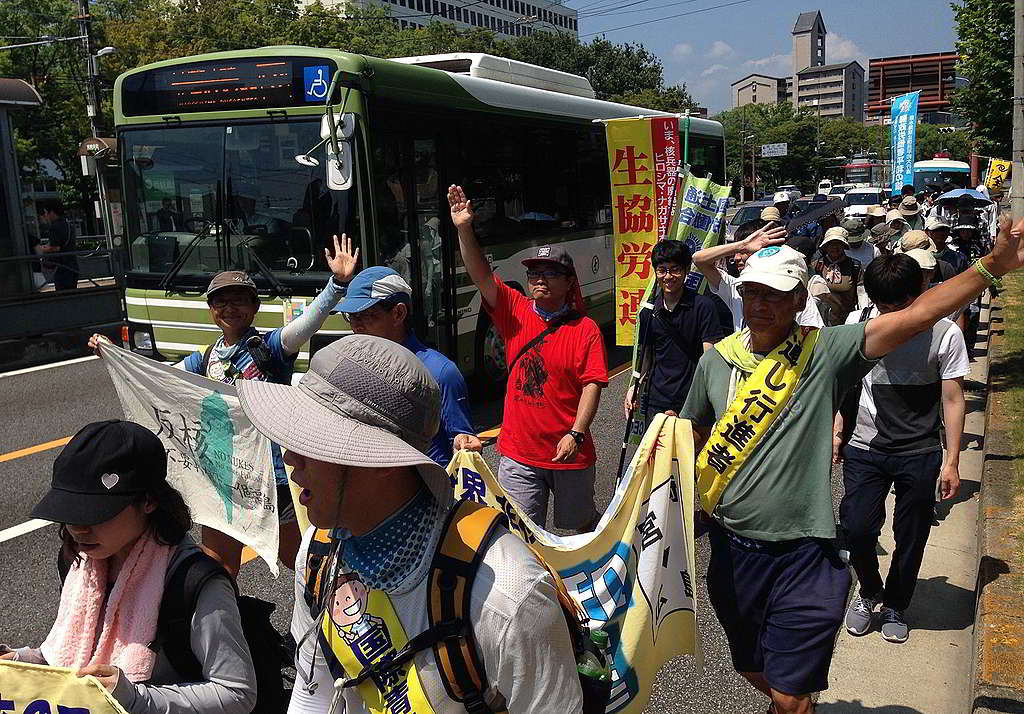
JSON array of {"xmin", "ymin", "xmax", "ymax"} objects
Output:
[{"xmin": 101, "ymin": 473, "xmax": 120, "ymax": 490}]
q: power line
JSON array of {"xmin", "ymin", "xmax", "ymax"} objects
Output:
[
  {"xmin": 580, "ymin": 0, "xmax": 754, "ymax": 37},
  {"xmin": 578, "ymin": 0, "xmax": 702, "ymax": 18}
]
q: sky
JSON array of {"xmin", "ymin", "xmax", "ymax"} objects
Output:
[{"xmin": 569, "ymin": 0, "xmax": 958, "ymax": 114}]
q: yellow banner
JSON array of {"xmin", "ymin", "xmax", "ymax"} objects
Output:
[
  {"xmin": 608, "ymin": 119, "xmax": 661, "ymax": 346},
  {"xmin": 987, "ymin": 158, "xmax": 1011, "ymax": 195},
  {"xmin": 448, "ymin": 413, "xmax": 699, "ymax": 713},
  {"xmin": 0, "ymin": 660, "xmax": 128, "ymax": 714}
]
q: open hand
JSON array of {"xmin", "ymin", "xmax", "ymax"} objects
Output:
[
  {"xmin": 76, "ymin": 663, "xmax": 120, "ymax": 692},
  {"xmin": 447, "ymin": 185, "xmax": 474, "ymax": 229},
  {"xmin": 325, "ymin": 233, "xmax": 359, "ymax": 283},
  {"xmin": 989, "ymin": 215, "xmax": 1024, "ymax": 277},
  {"xmin": 742, "ymin": 225, "xmax": 788, "ymax": 254}
]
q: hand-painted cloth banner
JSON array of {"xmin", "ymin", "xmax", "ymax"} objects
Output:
[
  {"xmin": 98, "ymin": 342, "xmax": 280, "ymax": 575},
  {"xmin": 448, "ymin": 413, "xmax": 700, "ymax": 713},
  {"xmin": 986, "ymin": 158, "xmax": 1011, "ymax": 195},
  {"xmin": 0, "ymin": 660, "xmax": 127, "ymax": 714},
  {"xmin": 890, "ymin": 91, "xmax": 920, "ymax": 195},
  {"xmin": 607, "ymin": 116, "xmax": 681, "ymax": 345},
  {"xmin": 672, "ymin": 172, "xmax": 732, "ymax": 294}
]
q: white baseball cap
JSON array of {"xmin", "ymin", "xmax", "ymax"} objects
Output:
[
  {"xmin": 737, "ymin": 245, "xmax": 809, "ymax": 292},
  {"xmin": 905, "ymin": 248, "xmax": 937, "ymax": 271},
  {"xmin": 925, "ymin": 215, "xmax": 950, "ymax": 231},
  {"xmin": 773, "ymin": 191, "xmax": 791, "ymax": 205}
]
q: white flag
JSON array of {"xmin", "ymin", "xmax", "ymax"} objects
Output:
[{"xmin": 99, "ymin": 342, "xmax": 280, "ymax": 575}]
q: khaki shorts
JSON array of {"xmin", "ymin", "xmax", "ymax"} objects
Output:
[{"xmin": 497, "ymin": 456, "xmax": 599, "ymax": 531}]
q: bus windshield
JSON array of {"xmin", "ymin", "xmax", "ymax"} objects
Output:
[
  {"xmin": 914, "ymin": 170, "xmax": 970, "ymax": 192},
  {"xmin": 121, "ymin": 119, "xmax": 359, "ymax": 289}
]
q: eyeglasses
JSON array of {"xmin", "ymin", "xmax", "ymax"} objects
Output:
[
  {"xmin": 209, "ymin": 296, "xmax": 254, "ymax": 309},
  {"xmin": 526, "ymin": 269, "xmax": 567, "ymax": 280},
  {"xmin": 737, "ymin": 285, "xmax": 792, "ymax": 304},
  {"xmin": 654, "ymin": 266, "xmax": 686, "ymax": 277}
]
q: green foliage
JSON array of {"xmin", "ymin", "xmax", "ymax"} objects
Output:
[
  {"xmin": 951, "ymin": 0, "xmax": 1013, "ymax": 157},
  {"xmin": 3, "ymin": 0, "xmax": 693, "ymax": 212},
  {"xmin": 915, "ymin": 122, "xmax": 972, "ymax": 163}
]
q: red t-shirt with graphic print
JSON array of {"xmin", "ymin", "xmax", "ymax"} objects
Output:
[{"xmin": 484, "ymin": 275, "xmax": 608, "ymax": 470}]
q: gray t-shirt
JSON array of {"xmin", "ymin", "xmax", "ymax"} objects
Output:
[{"xmin": 682, "ymin": 323, "xmax": 874, "ymax": 541}]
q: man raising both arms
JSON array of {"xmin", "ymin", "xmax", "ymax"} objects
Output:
[
  {"xmin": 448, "ymin": 185, "xmax": 608, "ymax": 533},
  {"xmin": 681, "ymin": 215, "xmax": 1024, "ymax": 714}
]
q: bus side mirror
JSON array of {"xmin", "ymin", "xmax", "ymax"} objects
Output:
[
  {"xmin": 321, "ymin": 113, "xmax": 355, "ymax": 141},
  {"xmin": 326, "ymin": 141, "xmax": 353, "ymax": 191}
]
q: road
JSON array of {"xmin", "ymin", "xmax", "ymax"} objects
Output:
[{"xmin": 0, "ymin": 347, "xmax": 845, "ymax": 713}]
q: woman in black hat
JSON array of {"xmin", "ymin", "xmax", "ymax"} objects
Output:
[{"xmin": 1, "ymin": 420, "xmax": 257, "ymax": 714}]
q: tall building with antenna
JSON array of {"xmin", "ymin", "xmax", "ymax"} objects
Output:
[{"xmin": 300, "ymin": 0, "xmax": 578, "ymax": 38}]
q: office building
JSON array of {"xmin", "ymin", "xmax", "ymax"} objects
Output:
[
  {"xmin": 865, "ymin": 52, "xmax": 959, "ymax": 125},
  {"xmin": 302, "ymin": 0, "xmax": 578, "ymax": 38}
]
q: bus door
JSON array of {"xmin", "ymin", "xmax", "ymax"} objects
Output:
[{"xmin": 372, "ymin": 132, "xmax": 454, "ymax": 355}]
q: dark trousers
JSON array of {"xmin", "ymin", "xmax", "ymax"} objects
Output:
[{"xmin": 839, "ymin": 445, "xmax": 941, "ymax": 612}]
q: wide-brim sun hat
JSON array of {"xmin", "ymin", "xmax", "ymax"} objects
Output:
[
  {"xmin": 905, "ymin": 248, "xmax": 937, "ymax": 271},
  {"xmin": 237, "ymin": 334, "xmax": 453, "ymax": 506},
  {"xmin": 821, "ymin": 226, "xmax": 850, "ymax": 248}
]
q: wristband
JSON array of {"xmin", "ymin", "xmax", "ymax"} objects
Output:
[
  {"xmin": 568, "ymin": 430, "xmax": 585, "ymax": 447},
  {"xmin": 973, "ymin": 258, "xmax": 1003, "ymax": 289}
]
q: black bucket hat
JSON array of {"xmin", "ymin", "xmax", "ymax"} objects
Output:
[{"xmin": 32, "ymin": 420, "xmax": 168, "ymax": 526}]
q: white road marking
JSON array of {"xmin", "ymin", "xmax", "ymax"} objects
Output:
[
  {"xmin": 0, "ymin": 355, "xmax": 99, "ymax": 378},
  {"xmin": 0, "ymin": 519, "xmax": 53, "ymax": 544}
]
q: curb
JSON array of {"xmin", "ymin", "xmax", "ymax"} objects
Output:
[{"xmin": 973, "ymin": 297, "xmax": 1024, "ymax": 714}]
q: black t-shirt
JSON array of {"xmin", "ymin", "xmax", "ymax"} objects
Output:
[
  {"xmin": 46, "ymin": 217, "xmax": 78, "ymax": 270},
  {"xmin": 639, "ymin": 291, "xmax": 724, "ymax": 411}
]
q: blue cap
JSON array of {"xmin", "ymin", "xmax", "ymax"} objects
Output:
[{"xmin": 337, "ymin": 266, "xmax": 413, "ymax": 314}]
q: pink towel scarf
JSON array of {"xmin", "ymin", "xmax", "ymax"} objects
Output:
[{"xmin": 41, "ymin": 529, "xmax": 172, "ymax": 682}]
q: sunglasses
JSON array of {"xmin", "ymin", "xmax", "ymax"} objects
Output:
[
  {"xmin": 526, "ymin": 269, "xmax": 568, "ymax": 280},
  {"xmin": 654, "ymin": 266, "xmax": 686, "ymax": 277}
]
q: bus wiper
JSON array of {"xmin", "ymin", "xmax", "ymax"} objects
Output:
[
  {"xmin": 158, "ymin": 218, "xmax": 218, "ymax": 295},
  {"xmin": 237, "ymin": 238, "xmax": 291, "ymax": 299}
]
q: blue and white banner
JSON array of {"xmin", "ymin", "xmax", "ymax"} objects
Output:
[{"xmin": 890, "ymin": 91, "xmax": 920, "ymax": 196}]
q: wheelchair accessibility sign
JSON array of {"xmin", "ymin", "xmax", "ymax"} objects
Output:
[{"xmin": 303, "ymin": 65, "xmax": 331, "ymax": 101}]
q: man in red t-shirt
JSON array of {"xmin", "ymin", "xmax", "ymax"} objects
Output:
[{"xmin": 448, "ymin": 185, "xmax": 608, "ymax": 532}]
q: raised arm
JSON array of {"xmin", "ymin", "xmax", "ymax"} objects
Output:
[
  {"xmin": 864, "ymin": 215, "xmax": 1024, "ymax": 360},
  {"xmin": 447, "ymin": 185, "xmax": 497, "ymax": 309},
  {"xmin": 279, "ymin": 234, "xmax": 358, "ymax": 356},
  {"xmin": 692, "ymin": 226, "xmax": 787, "ymax": 289}
]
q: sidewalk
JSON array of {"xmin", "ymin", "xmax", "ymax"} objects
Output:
[{"xmin": 817, "ymin": 303, "xmax": 991, "ymax": 714}]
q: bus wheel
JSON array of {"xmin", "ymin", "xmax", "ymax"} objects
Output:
[{"xmin": 475, "ymin": 312, "xmax": 508, "ymax": 396}]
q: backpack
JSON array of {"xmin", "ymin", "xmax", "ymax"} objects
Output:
[
  {"xmin": 58, "ymin": 548, "xmax": 287, "ymax": 714},
  {"xmin": 339, "ymin": 500, "xmax": 611, "ymax": 713}
]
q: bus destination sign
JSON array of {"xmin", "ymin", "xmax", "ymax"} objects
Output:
[{"xmin": 121, "ymin": 57, "xmax": 337, "ymax": 116}]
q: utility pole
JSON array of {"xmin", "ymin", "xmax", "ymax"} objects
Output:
[
  {"xmin": 76, "ymin": 0, "xmax": 100, "ymax": 138},
  {"xmin": 1013, "ymin": 0, "xmax": 1023, "ymax": 216}
]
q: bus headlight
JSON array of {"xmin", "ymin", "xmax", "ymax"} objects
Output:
[{"xmin": 132, "ymin": 330, "xmax": 154, "ymax": 351}]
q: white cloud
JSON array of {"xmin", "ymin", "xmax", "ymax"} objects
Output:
[
  {"xmin": 828, "ymin": 31, "xmax": 868, "ymax": 71},
  {"xmin": 743, "ymin": 52, "xmax": 793, "ymax": 76},
  {"xmin": 671, "ymin": 42, "xmax": 693, "ymax": 59},
  {"xmin": 706, "ymin": 41, "xmax": 733, "ymax": 59},
  {"xmin": 701, "ymin": 64, "xmax": 729, "ymax": 77}
]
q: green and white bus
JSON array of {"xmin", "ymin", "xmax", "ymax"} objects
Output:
[{"xmin": 115, "ymin": 48, "xmax": 726, "ymax": 381}]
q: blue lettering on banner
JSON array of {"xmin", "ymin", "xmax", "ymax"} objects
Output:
[
  {"xmin": 303, "ymin": 65, "xmax": 331, "ymax": 102},
  {"xmin": 560, "ymin": 542, "xmax": 633, "ymax": 623},
  {"xmin": 889, "ymin": 91, "xmax": 920, "ymax": 195}
]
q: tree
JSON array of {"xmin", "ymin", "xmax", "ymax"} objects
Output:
[
  {"xmin": 915, "ymin": 123, "xmax": 973, "ymax": 163},
  {"xmin": 951, "ymin": 0, "xmax": 1013, "ymax": 157}
]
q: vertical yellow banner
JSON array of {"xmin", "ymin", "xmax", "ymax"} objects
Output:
[{"xmin": 608, "ymin": 120, "xmax": 658, "ymax": 346}]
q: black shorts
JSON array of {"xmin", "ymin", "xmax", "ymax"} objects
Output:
[{"xmin": 706, "ymin": 523, "xmax": 851, "ymax": 696}]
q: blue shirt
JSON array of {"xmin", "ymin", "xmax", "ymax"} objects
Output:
[
  {"xmin": 403, "ymin": 333, "xmax": 475, "ymax": 466},
  {"xmin": 184, "ymin": 327, "xmax": 296, "ymax": 484}
]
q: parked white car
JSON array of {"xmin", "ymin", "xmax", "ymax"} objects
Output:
[
  {"xmin": 843, "ymin": 187, "xmax": 886, "ymax": 217},
  {"xmin": 776, "ymin": 184, "xmax": 802, "ymax": 202}
]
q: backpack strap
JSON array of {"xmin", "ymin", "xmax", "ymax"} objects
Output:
[
  {"xmin": 156, "ymin": 550, "xmax": 236, "ymax": 682},
  {"xmin": 199, "ymin": 343, "xmax": 215, "ymax": 377},
  {"xmin": 506, "ymin": 310, "xmax": 579, "ymax": 374},
  {"xmin": 428, "ymin": 500, "xmax": 507, "ymax": 713}
]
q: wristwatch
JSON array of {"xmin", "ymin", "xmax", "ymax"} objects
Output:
[{"xmin": 568, "ymin": 430, "xmax": 585, "ymax": 447}]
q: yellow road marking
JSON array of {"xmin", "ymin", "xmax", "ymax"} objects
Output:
[{"xmin": 0, "ymin": 437, "xmax": 72, "ymax": 464}]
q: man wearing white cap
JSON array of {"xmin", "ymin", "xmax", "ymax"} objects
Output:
[
  {"xmin": 773, "ymin": 191, "xmax": 793, "ymax": 220},
  {"xmin": 693, "ymin": 222, "xmax": 824, "ymax": 330},
  {"xmin": 680, "ymin": 213, "xmax": 1024, "ymax": 714}
]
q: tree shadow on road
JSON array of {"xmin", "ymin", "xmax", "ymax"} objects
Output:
[
  {"xmin": 905, "ymin": 575, "xmax": 975, "ymax": 631},
  {"xmin": 817, "ymin": 701, "xmax": 924, "ymax": 713}
]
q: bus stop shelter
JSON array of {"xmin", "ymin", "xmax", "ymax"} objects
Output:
[{"xmin": 0, "ymin": 78, "xmax": 123, "ymax": 368}]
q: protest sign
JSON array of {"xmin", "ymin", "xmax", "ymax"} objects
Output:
[
  {"xmin": 0, "ymin": 660, "xmax": 127, "ymax": 714},
  {"xmin": 98, "ymin": 342, "xmax": 280, "ymax": 575},
  {"xmin": 606, "ymin": 116, "xmax": 681, "ymax": 345},
  {"xmin": 448, "ymin": 413, "xmax": 699, "ymax": 713},
  {"xmin": 890, "ymin": 91, "xmax": 920, "ymax": 195}
]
